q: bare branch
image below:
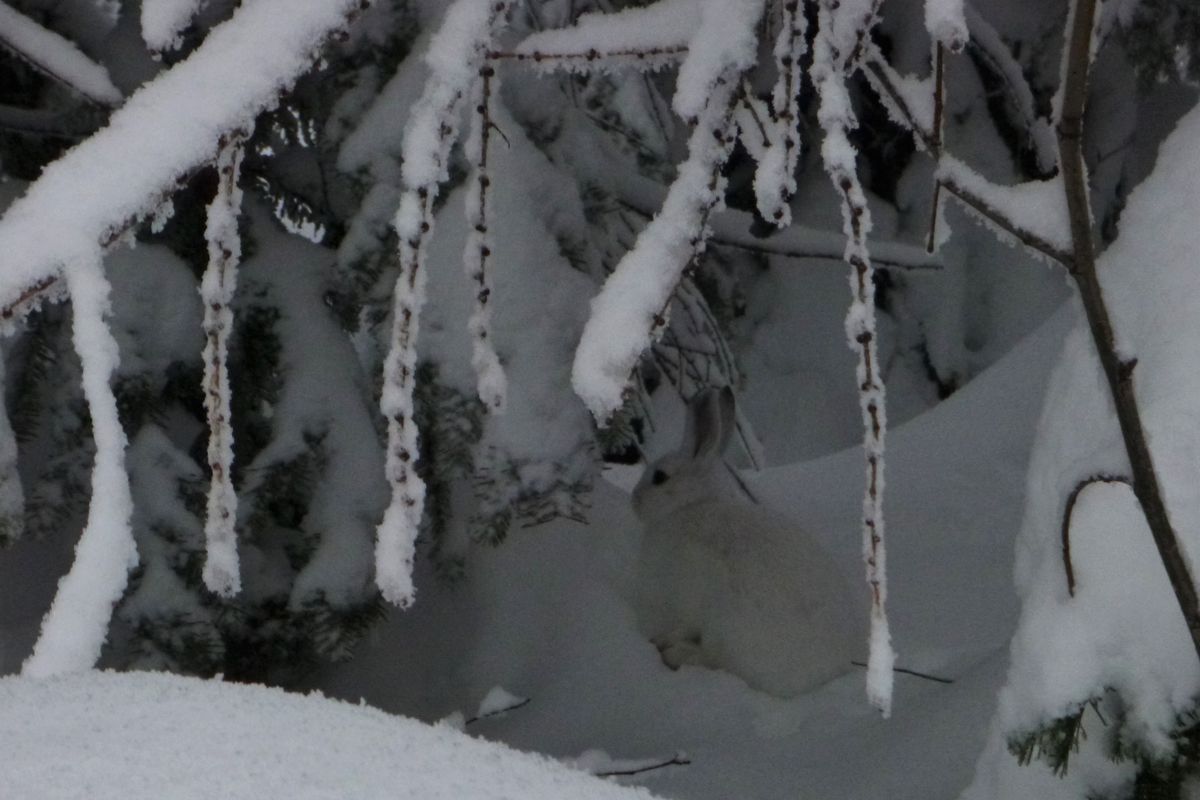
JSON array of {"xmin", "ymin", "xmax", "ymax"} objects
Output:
[
  {"xmin": 594, "ymin": 753, "xmax": 691, "ymax": 778},
  {"xmin": 1060, "ymin": 475, "xmax": 1131, "ymax": 597}
]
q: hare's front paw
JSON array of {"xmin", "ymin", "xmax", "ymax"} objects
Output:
[{"xmin": 652, "ymin": 630, "xmax": 705, "ymax": 671}]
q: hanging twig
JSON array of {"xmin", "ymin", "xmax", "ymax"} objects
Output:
[
  {"xmin": 463, "ymin": 61, "xmax": 507, "ymax": 412},
  {"xmin": 812, "ymin": 0, "xmax": 894, "ymax": 717},
  {"xmin": 200, "ymin": 134, "xmax": 247, "ymax": 598},
  {"xmin": 755, "ymin": 0, "xmax": 807, "ymax": 227},
  {"xmin": 925, "ymin": 43, "xmax": 946, "ymax": 253},
  {"xmin": 377, "ymin": 0, "xmax": 514, "ymax": 608}
]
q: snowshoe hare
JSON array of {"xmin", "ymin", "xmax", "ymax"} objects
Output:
[{"xmin": 632, "ymin": 387, "xmax": 859, "ymax": 697}]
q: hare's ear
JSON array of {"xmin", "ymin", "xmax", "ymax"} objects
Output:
[{"xmin": 686, "ymin": 387, "xmax": 736, "ymax": 462}]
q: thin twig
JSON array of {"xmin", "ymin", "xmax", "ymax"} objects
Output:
[
  {"xmin": 1060, "ymin": 475, "xmax": 1131, "ymax": 597},
  {"xmin": 851, "ymin": 660, "xmax": 955, "ymax": 685},
  {"xmin": 594, "ymin": 753, "xmax": 692, "ymax": 778},
  {"xmin": 465, "ymin": 696, "xmax": 531, "ymax": 725}
]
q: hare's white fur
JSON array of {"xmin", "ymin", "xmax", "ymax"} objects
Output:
[{"xmin": 632, "ymin": 388, "xmax": 859, "ymax": 697}]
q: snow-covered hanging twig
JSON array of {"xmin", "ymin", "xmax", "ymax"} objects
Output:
[
  {"xmin": 753, "ymin": 0, "xmax": 807, "ymax": 227},
  {"xmin": 571, "ymin": 0, "xmax": 767, "ymax": 422},
  {"xmin": 463, "ymin": 61, "xmax": 507, "ymax": 412},
  {"xmin": 141, "ymin": 0, "xmax": 206, "ymax": 54},
  {"xmin": 0, "ymin": 0, "xmax": 121, "ymax": 106},
  {"xmin": 923, "ymin": 0, "xmax": 967, "ymax": 54},
  {"xmin": 812, "ymin": 0, "xmax": 895, "ymax": 716},
  {"xmin": 22, "ymin": 249, "xmax": 136, "ymax": 678},
  {"xmin": 0, "ymin": 0, "xmax": 368, "ymax": 329},
  {"xmin": 199, "ymin": 136, "xmax": 246, "ymax": 598},
  {"xmin": 377, "ymin": 0, "xmax": 513, "ymax": 608}
]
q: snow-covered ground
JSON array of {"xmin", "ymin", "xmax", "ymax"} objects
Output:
[
  {"xmin": 0, "ymin": 669, "xmax": 661, "ymax": 800},
  {"xmin": 313, "ymin": 296, "xmax": 1073, "ymax": 800}
]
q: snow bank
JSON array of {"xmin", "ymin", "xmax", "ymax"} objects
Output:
[
  {"xmin": 0, "ymin": 671, "xmax": 660, "ymax": 800},
  {"xmin": 963, "ymin": 100, "xmax": 1200, "ymax": 799}
]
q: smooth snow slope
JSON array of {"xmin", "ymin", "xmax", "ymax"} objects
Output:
[
  {"xmin": 319, "ymin": 302, "xmax": 1073, "ymax": 800},
  {"xmin": 0, "ymin": 670, "xmax": 659, "ymax": 800}
]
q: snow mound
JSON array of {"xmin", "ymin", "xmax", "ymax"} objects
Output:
[{"xmin": 0, "ymin": 671, "xmax": 660, "ymax": 800}]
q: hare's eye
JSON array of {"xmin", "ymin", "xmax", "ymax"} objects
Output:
[{"xmin": 651, "ymin": 469, "xmax": 669, "ymax": 486}]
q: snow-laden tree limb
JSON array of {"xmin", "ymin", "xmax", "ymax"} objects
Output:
[
  {"xmin": 377, "ymin": 0, "xmax": 513, "ymax": 608},
  {"xmin": 22, "ymin": 249, "xmax": 136, "ymax": 678},
  {"xmin": 0, "ymin": 0, "xmax": 368, "ymax": 330},
  {"xmin": 0, "ymin": 0, "xmax": 121, "ymax": 105},
  {"xmin": 200, "ymin": 138, "xmax": 246, "ymax": 598},
  {"xmin": 508, "ymin": 0, "xmax": 697, "ymax": 72},
  {"xmin": 571, "ymin": 0, "xmax": 766, "ymax": 422},
  {"xmin": 936, "ymin": 156, "xmax": 1072, "ymax": 264},
  {"xmin": 812, "ymin": 0, "xmax": 895, "ymax": 717}
]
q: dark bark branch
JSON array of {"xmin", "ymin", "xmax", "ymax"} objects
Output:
[
  {"xmin": 465, "ymin": 696, "xmax": 531, "ymax": 725},
  {"xmin": 1060, "ymin": 475, "xmax": 1132, "ymax": 597},
  {"xmin": 594, "ymin": 753, "xmax": 691, "ymax": 778},
  {"xmin": 851, "ymin": 660, "xmax": 955, "ymax": 685},
  {"xmin": 490, "ymin": 45, "xmax": 687, "ymax": 65},
  {"xmin": 926, "ymin": 44, "xmax": 945, "ymax": 253},
  {"xmin": 1057, "ymin": 0, "xmax": 1200, "ymax": 663}
]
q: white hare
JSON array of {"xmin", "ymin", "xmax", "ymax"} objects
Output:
[{"xmin": 632, "ymin": 387, "xmax": 860, "ymax": 697}]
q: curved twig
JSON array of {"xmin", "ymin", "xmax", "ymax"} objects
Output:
[{"xmin": 1060, "ymin": 475, "xmax": 1132, "ymax": 597}]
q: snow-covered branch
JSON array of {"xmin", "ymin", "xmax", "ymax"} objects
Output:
[
  {"xmin": 463, "ymin": 63, "xmax": 507, "ymax": 412},
  {"xmin": 571, "ymin": 0, "xmax": 766, "ymax": 422},
  {"xmin": 861, "ymin": 47, "xmax": 1070, "ymax": 265},
  {"xmin": 376, "ymin": 0, "xmax": 513, "ymax": 608},
  {"xmin": 0, "ymin": 0, "xmax": 368, "ymax": 331},
  {"xmin": 812, "ymin": 0, "xmax": 894, "ymax": 717},
  {"xmin": 200, "ymin": 137, "xmax": 246, "ymax": 599},
  {"xmin": 509, "ymin": 0, "xmax": 697, "ymax": 73},
  {"xmin": 753, "ymin": 0, "xmax": 807, "ymax": 227},
  {"xmin": 924, "ymin": 0, "xmax": 968, "ymax": 54},
  {"xmin": 0, "ymin": 0, "xmax": 121, "ymax": 106},
  {"xmin": 22, "ymin": 249, "xmax": 136, "ymax": 678}
]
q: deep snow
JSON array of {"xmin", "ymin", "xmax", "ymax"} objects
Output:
[
  {"xmin": 314, "ymin": 296, "xmax": 1074, "ymax": 800},
  {"xmin": 0, "ymin": 670, "xmax": 660, "ymax": 800}
]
